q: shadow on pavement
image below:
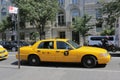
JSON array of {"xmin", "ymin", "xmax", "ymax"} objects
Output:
[
  {"xmin": 109, "ymin": 51, "xmax": 120, "ymax": 57},
  {"xmin": 111, "ymin": 54, "xmax": 120, "ymax": 57},
  {"xmin": 0, "ymin": 59, "xmax": 6, "ymax": 61},
  {"xmin": 11, "ymin": 61, "xmax": 106, "ymax": 69}
]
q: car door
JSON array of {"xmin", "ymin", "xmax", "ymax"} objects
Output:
[
  {"xmin": 37, "ymin": 41, "xmax": 56, "ymax": 62},
  {"xmin": 55, "ymin": 41, "xmax": 79, "ymax": 62}
]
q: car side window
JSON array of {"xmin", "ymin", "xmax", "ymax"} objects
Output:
[
  {"xmin": 57, "ymin": 41, "xmax": 71, "ymax": 49},
  {"xmin": 38, "ymin": 41, "xmax": 54, "ymax": 49}
]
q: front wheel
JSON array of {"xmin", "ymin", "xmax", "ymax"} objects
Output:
[
  {"xmin": 28, "ymin": 55, "xmax": 40, "ymax": 66},
  {"xmin": 82, "ymin": 56, "xmax": 97, "ymax": 68}
]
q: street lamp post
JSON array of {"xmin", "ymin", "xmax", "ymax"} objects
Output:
[
  {"xmin": 9, "ymin": 6, "xmax": 20, "ymax": 69},
  {"xmin": 17, "ymin": 9, "xmax": 20, "ymax": 69}
]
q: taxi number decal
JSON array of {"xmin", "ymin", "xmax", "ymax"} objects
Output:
[{"xmin": 64, "ymin": 51, "xmax": 69, "ymax": 56}]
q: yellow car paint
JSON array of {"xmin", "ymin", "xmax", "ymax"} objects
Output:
[
  {"xmin": 16, "ymin": 38, "xmax": 111, "ymax": 67},
  {"xmin": 0, "ymin": 47, "xmax": 8, "ymax": 60}
]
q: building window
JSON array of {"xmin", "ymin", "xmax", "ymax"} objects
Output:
[
  {"xmin": 96, "ymin": 9, "xmax": 102, "ymax": 19},
  {"xmin": 1, "ymin": 8, "xmax": 7, "ymax": 16},
  {"xmin": 1, "ymin": 0, "xmax": 7, "ymax": 5},
  {"xmin": 71, "ymin": 9, "xmax": 80, "ymax": 22},
  {"xmin": 59, "ymin": 31, "xmax": 65, "ymax": 38},
  {"xmin": 96, "ymin": 23, "xmax": 102, "ymax": 32},
  {"xmin": 72, "ymin": 31, "xmax": 79, "ymax": 44},
  {"xmin": 72, "ymin": 0, "xmax": 78, "ymax": 4},
  {"xmin": 58, "ymin": 0, "xmax": 64, "ymax": 6},
  {"xmin": 85, "ymin": 0, "xmax": 96, "ymax": 3},
  {"xmin": 20, "ymin": 32, "xmax": 25, "ymax": 40},
  {"xmin": 2, "ymin": 33, "xmax": 6, "ymax": 40},
  {"xmin": 58, "ymin": 11, "xmax": 65, "ymax": 26}
]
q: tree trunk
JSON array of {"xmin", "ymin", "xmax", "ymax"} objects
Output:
[
  {"xmin": 80, "ymin": 35, "xmax": 86, "ymax": 46},
  {"xmin": 38, "ymin": 23, "xmax": 45, "ymax": 40}
]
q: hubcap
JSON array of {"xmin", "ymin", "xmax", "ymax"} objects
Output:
[
  {"xmin": 87, "ymin": 59, "xmax": 92, "ymax": 64},
  {"xmin": 32, "ymin": 59, "xmax": 36, "ymax": 63}
]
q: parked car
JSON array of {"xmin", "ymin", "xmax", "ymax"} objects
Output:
[
  {"xmin": 0, "ymin": 45, "xmax": 8, "ymax": 60},
  {"xmin": 0, "ymin": 41, "xmax": 30, "ymax": 51},
  {"xmin": 88, "ymin": 36, "xmax": 115, "ymax": 46},
  {"xmin": 88, "ymin": 36, "xmax": 117, "ymax": 52},
  {"xmin": 16, "ymin": 38, "xmax": 111, "ymax": 68}
]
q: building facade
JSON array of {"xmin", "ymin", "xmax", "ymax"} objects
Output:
[
  {"xmin": 115, "ymin": 17, "xmax": 120, "ymax": 47},
  {"xmin": 0, "ymin": 0, "xmax": 12, "ymax": 40},
  {"xmin": 0, "ymin": 0, "xmax": 113, "ymax": 45}
]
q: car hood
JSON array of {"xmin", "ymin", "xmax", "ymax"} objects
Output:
[
  {"xmin": 0, "ymin": 47, "xmax": 6, "ymax": 51},
  {"xmin": 77, "ymin": 46, "xmax": 107, "ymax": 53}
]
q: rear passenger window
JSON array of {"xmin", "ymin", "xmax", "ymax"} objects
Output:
[{"xmin": 38, "ymin": 41, "xmax": 54, "ymax": 49}]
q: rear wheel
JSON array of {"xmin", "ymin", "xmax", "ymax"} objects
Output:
[
  {"xmin": 111, "ymin": 46, "xmax": 117, "ymax": 52},
  {"xmin": 82, "ymin": 56, "xmax": 97, "ymax": 68},
  {"xmin": 28, "ymin": 55, "xmax": 40, "ymax": 66}
]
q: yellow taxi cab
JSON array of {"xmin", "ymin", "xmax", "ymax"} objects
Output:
[
  {"xmin": 0, "ymin": 45, "xmax": 8, "ymax": 60},
  {"xmin": 16, "ymin": 38, "xmax": 111, "ymax": 68}
]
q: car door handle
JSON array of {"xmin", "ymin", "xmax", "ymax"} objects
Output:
[
  {"xmin": 37, "ymin": 50, "xmax": 41, "ymax": 52},
  {"xmin": 56, "ymin": 51, "xmax": 60, "ymax": 53}
]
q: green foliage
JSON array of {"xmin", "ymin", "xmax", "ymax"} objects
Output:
[
  {"xmin": 100, "ymin": 28, "xmax": 115, "ymax": 36},
  {"xmin": 0, "ymin": 16, "xmax": 13, "ymax": 32},
  {"xmin": 73, "ymin": 15, "xmax": 93, "ymax": 37},
  {"xmin": 99, "ymin": 0, "xmax": 120, "ymax": 28},
  {"xmin": 101, "ymin": 0, "xmax": 120, "ymax": 17},
  {"xmin": 13, "ymin": 0, "xmax": 59, "ymax": 39},
  {"xmin": 30, "ymin": 32, "xmax": 39, "ymax": 40},
  {"xmin": 73, "ymin": 15, "xmax": 93, "ymax": 45},
  {"xmin": 98, "ymin": 0, "xmax": 120, "ymax": 35}
]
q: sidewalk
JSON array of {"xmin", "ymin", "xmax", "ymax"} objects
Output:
[{"xmin": 109, "ymin": 51, "xmax": 120, "ymax": 54}]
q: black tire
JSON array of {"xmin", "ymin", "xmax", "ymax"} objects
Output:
[
  {"xmin": 99, "ymin": 64, "xmax": 106, "ymax": 67},
  {"xmin": 82, "ymin": 56, "xmax": 97, "ymax": 68},
  {"xmin": 28, "ymin": 55, "xmax": 40, "ymax": 66},
  {"xmin": 111, "ymin": 47, "xmax": 116, "ymax": 52}
]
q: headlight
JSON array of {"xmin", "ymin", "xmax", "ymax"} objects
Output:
[
  {"xmin": 99, "ymin": 53, "xmax": 108, "ymax": 57},
  {"xmin": 0, "ymin": 50, "xmax": 6, "ymax": 54}
]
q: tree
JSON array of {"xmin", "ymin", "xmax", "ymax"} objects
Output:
[
  {"xmin": 100, "ymin": 28, "xmax": 115, "ymax": 36},
  {"xmin": 13, "ymin": 0, "xmax": 59, "ymax": 39},
  {"xmin": 99, "ymin": 0, "xmax": 120, "ymax": 35},
  {"xmin": 73, "ymin": 15, "xmax": 93, "ymax": 45},
  {"xmin": 0, "ymin": 16, "xmax": 13, "ymax": 32},
  {"xmin": 30, "ymin": 32, "xmax": 39, "ymax": 41}
]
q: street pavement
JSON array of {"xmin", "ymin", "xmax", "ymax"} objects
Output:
[{"xmin": 0, "ymin": 52, "xmax": 120, "ymax": 80}]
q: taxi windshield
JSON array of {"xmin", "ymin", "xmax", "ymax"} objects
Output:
[{"xmin": 67, "ymin": 40, "xmax": 80, "ymax": 49}]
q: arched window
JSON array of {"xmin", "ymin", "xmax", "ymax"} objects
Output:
[
  {"xmin": 58, "ymin": 0, "xmax": 65, "ymax": 6},
  {"xmin": 58, "ymin": 11, "xmax": 65, "ymax": 26},
  {"xmin": 1, "ymin": 0, "xmax": 7, "ymax": 5},
  {"xmin": 71, "ymin": 9, "xmax": 80, "ymax": 22},
  {"xmin": 72, "ymin": 0, "xmax": 78, "ymax": 4}
]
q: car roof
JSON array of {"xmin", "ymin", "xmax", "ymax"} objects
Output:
[
  {"xmin": 32, "ymin": 38, "xmax": 69, "ymax": 47},
  {"xmin": 40, "ymin": 38, "xmax": 69, "ymax": 42}
]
